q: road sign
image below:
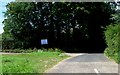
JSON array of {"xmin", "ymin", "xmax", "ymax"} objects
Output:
[{"xmin": 41, "ymin": 39, "xmax": 48, "ymax": 45}]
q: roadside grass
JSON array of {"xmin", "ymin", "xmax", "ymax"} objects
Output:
[{"xmin": 0, "ymin": 52, "xmax": 69, "ymax": 73}]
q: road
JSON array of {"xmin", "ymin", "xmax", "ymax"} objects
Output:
[{"xmin": 46, "ymin": 53, "xmax": 118, "ymax": 74}]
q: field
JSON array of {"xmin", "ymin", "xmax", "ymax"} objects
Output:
[{"xmin": 0, "ymin": 52, "xmax": 69, "ymax": 73}]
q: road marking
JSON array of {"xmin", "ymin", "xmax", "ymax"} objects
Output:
[{"xmin": 94, "ymin": 68, "xmax": 101, "ymax": 75}]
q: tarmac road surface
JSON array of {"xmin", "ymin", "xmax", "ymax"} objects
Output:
[{"xmin": 46, "ymin": 53, "xmax": 118, "ymax": 74}]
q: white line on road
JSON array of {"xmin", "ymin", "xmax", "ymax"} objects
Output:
[{"xmin": 94, "ymin": 68, "xmax": 101, "ymax": 75}]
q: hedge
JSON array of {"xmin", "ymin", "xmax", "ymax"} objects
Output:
[{"xmin": 104, "ymin": 23, "xmax": 120, "ymax": 63}]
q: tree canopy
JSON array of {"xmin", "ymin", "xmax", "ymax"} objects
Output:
[{"xmin": 2, "ymin": 2, "xmax": 115, "ymax": 52}]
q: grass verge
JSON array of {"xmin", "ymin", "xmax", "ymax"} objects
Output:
[{"xmin": 0, "ymin": 52, "xmax": 69, "ymax": 73}]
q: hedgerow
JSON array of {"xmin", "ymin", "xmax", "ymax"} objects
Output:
[{"xmin": 104, "ymin": 23, "xmax": 120, "ymax": 63}]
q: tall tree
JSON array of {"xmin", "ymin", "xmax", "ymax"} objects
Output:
[{"xmin": 3, "ymin": 2, "xmax": 114, "ymax": 52}]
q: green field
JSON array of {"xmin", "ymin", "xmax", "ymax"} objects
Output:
[{"xmin": 0, "ymin": 52, "xmax": 69, "ymax": 73}]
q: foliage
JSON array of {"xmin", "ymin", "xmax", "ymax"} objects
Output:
[
  {"xmin": 1, "ymin": 48, "xmax": 64, "ymax": 53},
  {"xmin": 1, "ymin": 49, "xmax": 37, "ymax": 53},
  {"xmin": 2, "ymin": 2, "xmax": 114, "ymax": 52},
  {"xmin": 1, "ymin": 52, "xmax": 69, "ymax": 73},
  {"xmin": 0, "ymin": 34, "xmax": 2, "ymax": 49},
  {"xmin": 0, "ymin": 34, "xmax": 2, "ymax": 40},
  {"xmin": 111, "ymin": 9, "xmax": 120, "ymax": 23},
  {"xmin": 104, "ymin": 23, "xmax": 120, "ymax": 63}
]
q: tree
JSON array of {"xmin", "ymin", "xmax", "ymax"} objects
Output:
[{"xmin": 3, "ymin": 2, "xmax": 114, "ymax": 52}]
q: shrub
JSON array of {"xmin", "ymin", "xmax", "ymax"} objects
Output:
[
  {"xmin": 104, "ymin": 23, "xmax": 120, "ymax": 63},
  {"xmin": 47, "ymin": 48, "xmax": 64, "ymax": 53},
  {"xmin": 2, "ymin": 39, "xmax": 14, "ymax": 50},
  {"xmin": 1, "ymin": 49, "xmax": 38, "ymax": 53}
]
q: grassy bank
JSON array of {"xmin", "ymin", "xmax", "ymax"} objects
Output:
[{"xmin": 0, "ymin": 52, "xmax": 69, "ymax": 73}]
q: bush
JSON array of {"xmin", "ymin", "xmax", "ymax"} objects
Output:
[
  {"xmin": 48, "ymin": 48, "xmax": 64, "ymax": 53},
  {"xmin": 2, "ymin": 39, "xmax": 14, "ymax": 50},
  {"xmin": 1, "ymin": 48, "xmax": 64, "ymax": 53},
  {"xmin": 1, "ymin": 49, "xmax": 38, "ymax": 53},
  {"xmin": 104, "ymin": 23, "xmax": 120, "ymax": 63}
]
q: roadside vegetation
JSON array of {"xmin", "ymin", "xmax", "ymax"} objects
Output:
[
  {"xmin": 2, "ymin": 2, "xmax": 114, "ymax": 53},
  {"xmin": 0, "ymin": 34, "xmax": 2, "ymax": 40},
  {"xmin": 0, "ymin": 34, "xmax": 1, "ymax": 48},
  {"xmin": 104, "ymin": 23, "xmax": 120, "ymax": 63},
  {"xmin": 104, "ymin": 10, "xmax": 120, "ymax": 63},
  {"xmin": 1, "ymin": 1, "xmax": 119, "ymax": 70},
  {"xmin": 1, "ymin": 50, "xmax": 69, "ymax": 73}
]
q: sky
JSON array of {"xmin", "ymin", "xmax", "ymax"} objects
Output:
[{"xmin": 0, "ymin": 0, "xmax": 15, "ymax": 34}]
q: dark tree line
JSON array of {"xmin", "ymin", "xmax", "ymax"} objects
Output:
[{"xmin": 2, "ymin": 2, "xmax": 115, "ymax": 53}]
